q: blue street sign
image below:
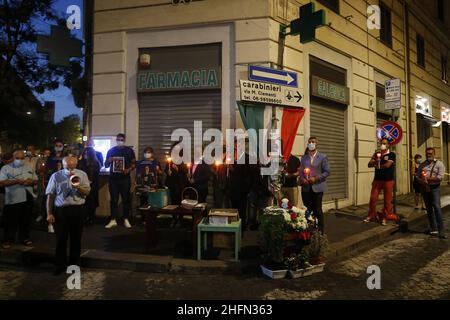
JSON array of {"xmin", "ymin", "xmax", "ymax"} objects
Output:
[{"xmin": 248, "ymin": 65, "xmax": 298, "ymax": 88}]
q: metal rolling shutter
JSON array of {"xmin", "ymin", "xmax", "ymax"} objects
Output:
[
  {"xmin": 138, "ymin": 91, "xmax": 221, "ymax": 162},
  {"xmin": 310, "ymin": 102, "xmax": 347, "ymax": 201}
]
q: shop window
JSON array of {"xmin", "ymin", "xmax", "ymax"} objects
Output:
[
  {"xmin": 438, "ymin": 0, "xmax": 445, "ymax": 23},
  {"xmin": 379, "ymin": 2, "xmax": 392, "ymax": 47},
  {"xmin": 442, "ymin": 55, "xmax": 448, "ymax": 84},
  {"xmin": 317, "ymin": 0, "xmax": 339, "ymax": 14},
  {"xmin": 417, "ymin": 34, "xmax": 425, "ymax": 68}
]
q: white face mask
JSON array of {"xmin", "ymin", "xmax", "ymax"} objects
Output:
[
  {"xmin": 381, "ymin": 144, "xmax": 388, "ymax": 151},
  {"xmin": 25, "ymin": 151, "xmax": 32, "ymax": 157},
  {"xmin": 14, "ymin": 159, "xmax": 24, "ymax": 167},
  {"xmin": 144, "ymin": 153, "xmax": 152, "ymax": 159},
  {"xmin": 55, "ymin": 146, "xmax": 63, "ymax": 152},
  {"xmin": 116, "ymin": 141, "xmax": 125, "ymax": 146},
  {"xmin": 308, "ymin": 143, "xmax": 316, "ymax": 151}
]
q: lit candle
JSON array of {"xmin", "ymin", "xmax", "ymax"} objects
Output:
[
  {"xmin": 303, "ymin": 167, "xmax": 311, "ymax": 180},
  {"xmin": 225, "ymin": 157, "xmax": 231, "ymax": 177},
  {"xmin": 376, "ymin": 152, "xmax": 382, "ymax": 169},
  {"xmin": 187, "ymin": 162, "xmax": 192, "ymax": 177}
]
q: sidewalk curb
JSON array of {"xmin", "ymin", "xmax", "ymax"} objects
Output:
[{"xmin": 0, "ymin": 209, "xmax": 433, "ymax": 275}]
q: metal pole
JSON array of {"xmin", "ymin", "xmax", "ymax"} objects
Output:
[{"xmin": 392, "ymin": 109, "xmax": 397, "ymax": 215}]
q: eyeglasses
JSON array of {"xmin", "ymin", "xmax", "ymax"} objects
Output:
[
  {"xmin": 116, "ymin": 139, "xmax": 125, "ymax": 142},
  {"xmin": 15, "ymin": 157, "xmax": 25, "ymax": 160}
]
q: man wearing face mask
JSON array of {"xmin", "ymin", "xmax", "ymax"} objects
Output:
[
  {"xmin": 365, "ymin": 138, "xmax": 396, "ymax": 226},
  {"xmin": 46, "ymin": 156, "xmax": 91, "ymax": 275},
  {"xmin": 0, "ymin": 150, "xmax": 38, "ymax": 249},
  {"xmin": 104, "ymin": 133, "xmax": 136, "ymax": 229},
  {"xmin": 135, "ymin": 147, "xmax": 162, "ymax": 211},
  {"xmin": 299, "ymin": 137, "xmax": 330, "ymax": 234},
  {"xmin": 416, "ymin": 148, "xmax": 446, "ymax": 239}
]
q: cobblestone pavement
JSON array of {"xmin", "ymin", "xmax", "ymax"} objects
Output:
[{"xmin": 0, "ymin": 211, "xmax": 448, "ymax": 300}]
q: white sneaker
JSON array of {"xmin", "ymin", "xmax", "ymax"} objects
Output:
[
  {"xmin": 48, "ymin": 224, "xmax": 55, "ymax": 234},
  {"xmin": 105, "ymin": 219, "xmax": 118, "ymax": 229},
  {"xmin": 124, "ymin": 219, "xmax": 132, "ymax": 229},
  {"xmin": 36, "ymin": 215, "xmax": 43, "ymax": 223}
]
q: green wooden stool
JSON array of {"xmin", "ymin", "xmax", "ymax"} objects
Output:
[{"xmin": 197, "ymin": 218, "xmax": 241, "ymax": 261}]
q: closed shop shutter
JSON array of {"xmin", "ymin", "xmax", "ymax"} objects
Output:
[
  {"xmin": 138, "ymin": 91, "xmax": 221, "ymax": 161},
  {"xmin": 310, "ymin": 102, "xmax": 347, "ymax": 201}
]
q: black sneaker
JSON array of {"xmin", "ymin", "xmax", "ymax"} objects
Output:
[{"xmin": 438, "ymin": 233, "xmax": 447, "ymax": 239}]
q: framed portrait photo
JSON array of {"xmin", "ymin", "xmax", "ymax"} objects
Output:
[{"xmin": 112, "ymin": 157, "xmax": 125, "ymax": 173}]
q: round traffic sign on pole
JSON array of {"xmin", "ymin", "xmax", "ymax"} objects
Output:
[{"xmin": 376, "ymin": 121, "xmax": 403, "ymax": 146}]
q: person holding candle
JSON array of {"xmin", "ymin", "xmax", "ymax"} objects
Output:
[
  {"xmin": 281, "ymin": 154, "xmax": 301, "ymax": 207},
  {"xmin": 299, "ymin": 137, "xmax": 330, "ymax": 234},
  {"xmin": 165, "ymin": 142, "xmax": 189, "ymax": 204},
  {"xmin": 135, "ymin": 147, "xmax": 163, "ymax": 212},
  {"xmin": 365, "ymin": 138, "xmax": 396, "ymax": 225},
  {"xmin": 188, "ymin": 145, "xmax": 211, "ymax": 203},
  {"xmin": 412, "ymin": 154, "xmax": 425, "ymax": 210},
  {"xmin": 212, "ymin": 146, "xmax": 230, "ymax": 208},
  {"xmin": 415, "ymin": 148, "xmax": 446, "ymax": 239}
]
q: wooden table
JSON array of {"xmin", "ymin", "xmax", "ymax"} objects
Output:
[{"xmin": 142, "ymin": 206, "xmax": 206, "ymax": 255}]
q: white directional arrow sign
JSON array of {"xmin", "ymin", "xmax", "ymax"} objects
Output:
[
  {"xmin": 251, "ymin": 69, "xmax": 296, "ymax": 85},
  {"xmin": 248, "ymin": 65, "xmax": 298, "ymax": 88}
]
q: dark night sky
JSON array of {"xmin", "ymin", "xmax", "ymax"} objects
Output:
[{"xmin": 34, "ymin": 0, "xmax": 84, "ymax": 123}]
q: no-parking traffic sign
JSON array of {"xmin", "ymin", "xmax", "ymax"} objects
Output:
[{"xmin": 376, "ymin": 121, "xmax": 403, "ymax": 146}]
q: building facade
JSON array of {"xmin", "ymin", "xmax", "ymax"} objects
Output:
[{"xmin": 90, "ymin": 0, "xmax": 450, "ymax": 213}]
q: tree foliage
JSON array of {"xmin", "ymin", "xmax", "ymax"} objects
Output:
[{"xmin": 0, "ymin": 0, "xmax": 85, "ymax": 149}]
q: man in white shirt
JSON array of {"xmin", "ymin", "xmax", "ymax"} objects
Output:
[
  {"xmin": 0, "ymin": 150, "xmax": 37, "ymax": 249},
  {"xmin": 46, "ymin": 156, "xmax": 90, "ymax": 275}
]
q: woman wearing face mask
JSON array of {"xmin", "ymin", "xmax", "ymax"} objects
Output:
[
  {"xmin": 77, "ymin": 147, "xmax": 101, "ymax": 225},
  {"xmin": 412, "ymin": 154, "xmax": 425, "ymax": 210},
  {"xmin": 135, "ymin": 147, "xmax": 163, "ymax": 214},
  {"xmin": 46, "ymin": 139, "xmax": 66, "ymax": 178}
]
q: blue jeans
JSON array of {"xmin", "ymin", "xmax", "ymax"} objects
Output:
[
  {"xmin": 422, "ymin": 187, "xmax": 444, "ymax": 233},
  {"xmin": 109, "ymin": 177, "xmax": 131, "ymax": 220}
]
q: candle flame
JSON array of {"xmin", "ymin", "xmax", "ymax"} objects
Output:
[{"xmin": 304, "ymin": 168, "xmax": 311, "ymax": 174}]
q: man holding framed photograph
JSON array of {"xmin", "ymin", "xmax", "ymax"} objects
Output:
[{"xmin": 104, "ymin": 133, "xmax": 136, "ymax": 229}]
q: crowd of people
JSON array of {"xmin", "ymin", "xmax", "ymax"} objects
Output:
[
  {"xmin": 365, "ymin": 138, "xmax": 446, "ymax": 239},
  {"xmin": 0, "ymin": 132, "xmax": 446, "ymax": 275}
]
